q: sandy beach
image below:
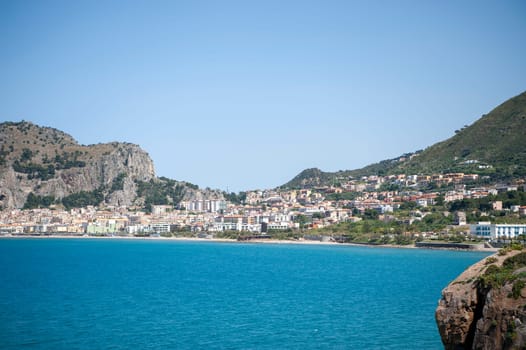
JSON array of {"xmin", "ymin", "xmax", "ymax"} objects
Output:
[{"xmin": 0, "ymin": 234, "xmax": 499, "ymax": 251}]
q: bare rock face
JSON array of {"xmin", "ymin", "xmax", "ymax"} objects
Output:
[
  {"xmin": 436, "ymin": 256, "xmax": 487, "ymax": 349},
  {"xmin": 182, "ymin": 186, "xmax": 225, "ymax": 202},
  {"xmin": 105, "ymin": 176, "xmax": 140, "ymax": 207},
  {"xmin": 436, "ymin": 250, "xmax": 526, "ymax": 350},
  {"xmin": 0, "ymin": 121, "xmax": 155, "ymax": 208}
]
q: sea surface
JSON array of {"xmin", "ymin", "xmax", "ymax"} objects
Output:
[{"xmin": 0, "ymin": 239, "xmax": 490, "ymax": 349}]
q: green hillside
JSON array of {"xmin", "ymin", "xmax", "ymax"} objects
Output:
[
  {"xmin": 282, "ymin": 91, "xmax": 526, "ymax": 189},
  {"xmin": 283, "ymin": 168, "xmax": 338, "ymax": 188},
  {"xmin": 398, "ymin": 91, "xmax": 526, "ymax": 178}
]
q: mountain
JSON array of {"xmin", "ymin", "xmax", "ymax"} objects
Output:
[
  {"xmin": 283, "ymin": 168, "xmax": 337, "ymax": 188},
  {"xmin": 398, "ymin": 90, "xmax": 526, "ymax": 177},
  {"xmin": 282, "ymin": 91, "xmax": 526, "ymax": 188},
  {"xmin": 0, "ymin": 121, "xmax": 222, "ymax": 210}
]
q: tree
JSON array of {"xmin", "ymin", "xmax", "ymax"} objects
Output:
[
  {"xmin": 361, "ymin": 221, "xmax": 372, "ymax": 234},
  {"xmin": 362, "ymin": 209, "xmax": 379, "ymax": 220},
  {"xmin": 312, "ymin": 212, "xmax": 325, "ymax": 219},
  {"xmin": 294, "ymin": 214, "xmax": 309, "ymax": 230},
  {"xmin": 61, "ymin": 188, "xmax": 104, "ymax": 209},
  {"xmin": 20, "ymin": 148, "xmax": 33, "ymax": 162},
  {"xmin": 399, "ymin": 201, "xmax": 417, "ymax": 210},
  {"xmin": 224, "ymin": 191, "xmax": 247, "ymax": 205},
  {"xmin": 23, "ymin": 193, "xmax": 55, "ymax": 209}
]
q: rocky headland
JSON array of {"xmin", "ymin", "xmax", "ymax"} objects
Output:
[
  {"xmin": 0, "ymin": 121, "xmax": 222, "ymax": 209},
  {"xmin": 436, "ymin": 248, "xmax": 526, "ymax": 349}
]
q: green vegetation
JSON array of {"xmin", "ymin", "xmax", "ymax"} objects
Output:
[
  {"xmin": 214, "ymin": 230, "xmax": 249, "ymax": 240},
  {"xmin": 479, "ymin": 251, "xmax": 526, "ymax": 299},
  {"xmin": 183, "ymin": 181, "xmax": 199, "ymax": 190},
  {"xmin": 110, "ymin": 172, "xmax": 127, "ymax": 192},
  {"xmin": 512, "ymin": 280, "xmax": 525, "ymax": 299},
  {"xmin": 224, "ymin": 191, "xmax": 246, "ymax": 204},
  {"xmin": 136, "ymin": 178, "xmax": 186, "ymax": 211},
  {"xmin": 325, "ymin": 192, "xmax": 360, "ymax": 201},
  {"xmin": 293, "ymin": 214, "xmax": 310, "ymax": 230},
  {"xmin": 485, "ymin": 257, "xmax": 498, "ymax": 265},
  {"xmin": 23, "ymin": 189, "xmax": 102, "ymax": 211},
  {"xmin": 62, "ymin": 188, "xmax": 104, "ymax": 210},
  {"xmin": 302, "ymin": 206, "xmax": 478, "ymax": 245},
  {"xmin": 411, "ymin": 212, "xmax": 454, "ymax": 231},
  {"xmin": 12, "ymin": 161, "xmax": 56, "ymax": 180},
  {"xmin": 281, "ymin": 168, "xmax": 338, "ymax": 189},
  {"xmin": 4, "ymin": 120, "xmax": 197, "ymax": 211},
  {"xmin": 23, "ymin": 193, "xmax": 55, "ymax": 209},
  {"xmin": 259, "ymin": 187, "xmax": 526, "ymax": 245},
  {"xmin": 20, "ymin": 148, "xmax": 33, "ymax": 162},
  {"xmin": 51, "ymin": 151, "xmax": 86, "ymax": 169},
  {"xmin": 12, "ymin": 150, "xmax": 86, "ymax": 181},
  {"xmin": 0, "ymin": 145, "xmax": 8, "ymax": 166},
  {"xmin": 449, "ymin": 190, "xmax": 526, "ymax": 212},
  {"xmin": 397, "ymin": 92, "xmax": 526, "ymax": 179},
  {"xmin": 283, "ymin": 91, "xmax": 526, "ymax": 188},
  {"xmin": 0, "ymin": 121, "xmax": 25, "ymax": 128},
  {"xmin": 213, "ymin": 230, "xmax": 303, "ymax": 241}
]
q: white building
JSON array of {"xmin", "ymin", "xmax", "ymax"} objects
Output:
[
  {"xmin": 267, "ymin": 222, "xmax": 291, "ymax": 230},
  {"xmin": 152, "ymin": 205, "xmax": 171, "ymax": 216},
  {"xmin": 149, "ymin": 223, "xmax": 170, "ymax": 233},
  {"xmin": 211, "ymin": 221, "xmax": 261, "ymax": 232},
  {"xmin": 470, "ymin": 222, "xmax": 526, "ymax": 240},
  {"xmin": 179, "ymin": 200, "xmax": 227, "ymax": 213}
]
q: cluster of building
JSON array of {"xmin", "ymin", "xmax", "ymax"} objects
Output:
[
  {"xmin": 0, "ymin": 172, "xmax": 525, "ymax": 240},
  {"xmin": 0, "ymin": 202, "xmax": 342, "ymax": 236}
]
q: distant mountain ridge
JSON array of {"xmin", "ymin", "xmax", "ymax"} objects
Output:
[
  {"xmin": 2, "ymin": 90, "xmax": 524, "ymax": 207},
  {"xmin": 283, "ymin": 91, "xmax": 526, "ymax": 188},
  {"xmin": 0, "ymin": 121, "xmax": 222, "ymax": 209}
]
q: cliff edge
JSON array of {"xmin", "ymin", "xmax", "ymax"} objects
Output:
[
  {"xmin": 0, "ymin": 121, "xmax": 225, "ymax": 210},
  {"xmin": 0, "ymin": 121, "xmax": 158, "ymax": 208},
  {"xmin": 436, "ymin": 249, "xmax": 526, "ymax": 350}
]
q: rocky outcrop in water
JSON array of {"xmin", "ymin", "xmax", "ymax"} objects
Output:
[{"xmin": 436, "ymin": 249, "xmax": 526, "ymax": 350}]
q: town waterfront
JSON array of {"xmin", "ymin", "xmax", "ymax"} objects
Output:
[{"xmin": 0, "ymin": 239, "xmax": 490, "ymax": 349}]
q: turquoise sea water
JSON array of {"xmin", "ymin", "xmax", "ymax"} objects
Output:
[{"xmin": 0, "ymin": 239, "xmax": 490, "ymax": 349}]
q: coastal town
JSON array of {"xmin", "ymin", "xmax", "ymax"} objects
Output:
[
  {"xmin": 2, "ymin": 171, "xmax": 526, "ymax": 243},
  {"xmin": 2, "ymin": 2, "xmax": 525, "ymax": 349}
]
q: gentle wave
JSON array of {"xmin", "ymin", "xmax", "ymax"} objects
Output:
[{"xmin": 0, "ymin": 239, "xmax": 490, "ymax": 349}]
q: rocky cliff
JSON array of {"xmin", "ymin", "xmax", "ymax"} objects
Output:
[
  {"xmin": 0, "ymin": 121, "xmax": 156, "ymax": 208},
  {"xmin": 436, "ymin": 249, "xmax": 526, "ymax": 350}
]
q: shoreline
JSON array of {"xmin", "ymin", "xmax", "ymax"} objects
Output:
[{"xmin": 0, "ymin": 234, "xmax": 498, "ymax": 252}]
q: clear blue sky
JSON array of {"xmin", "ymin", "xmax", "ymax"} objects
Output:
[{"xmin": 1, "ymin": 0, "xmax": 525, "ymax": 192}]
